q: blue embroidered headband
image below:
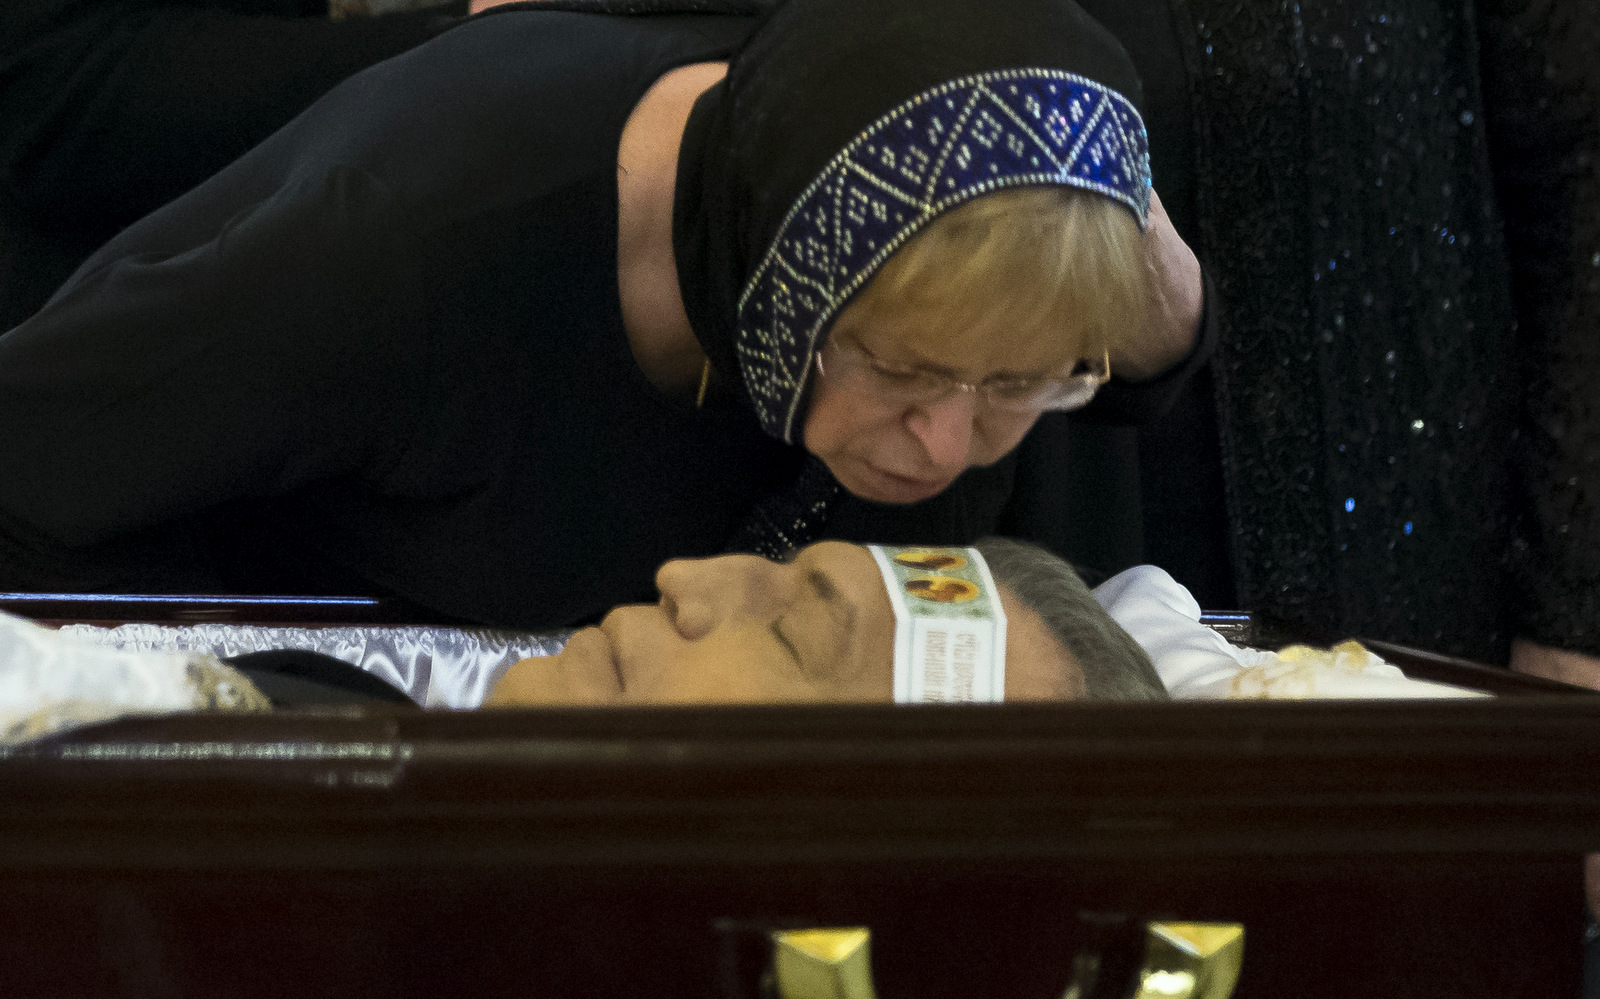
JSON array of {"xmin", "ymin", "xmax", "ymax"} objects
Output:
[{"xmin": 734, "ymin": 68, "xmax": 1152, "ymax": 444}]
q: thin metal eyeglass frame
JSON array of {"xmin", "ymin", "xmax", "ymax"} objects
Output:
[{"xmin": 812, "ymin": 337, "xmax": 1111, "ymax": 413}]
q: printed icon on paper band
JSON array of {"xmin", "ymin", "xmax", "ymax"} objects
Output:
[
  {"xmin": 892, "ymin": 550, "xmax": 968, "ymax": 571},
  {"xmin": 903, "ymin": 576, "xmax": 979, "ymax": 603}
]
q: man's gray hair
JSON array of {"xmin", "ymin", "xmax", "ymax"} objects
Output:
[{"xmin": 974, "ymin": 537, "xmax": 1168, "ymax": 702}]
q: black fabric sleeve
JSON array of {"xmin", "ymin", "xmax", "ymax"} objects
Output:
[
  {"xmin": 0, "ymin": 163, "xmax": 427, "ymax": 551},
  {"xmin": 1475, "ymin": 0, "xmax": 1600, "ymax": 654},
  {"xmin": 0, "ymin": 0, "xmax": 463, "ymax": 228},
  {"xmin": 1069, "ymin": 264, "xmax": 1220, "ymax": 426}
]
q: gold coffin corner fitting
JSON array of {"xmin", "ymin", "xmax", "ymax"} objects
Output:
[
  {"xmin": 771, "ymin": 922, "xmax": 1244, "ymax": 999},
  {"xmin": 1133, "ymin": 922, "xmax": 1246, "ymax": 999},
  {"xmin": 771, "ymin": 927, "xmax": 877, "ymax": 999}
]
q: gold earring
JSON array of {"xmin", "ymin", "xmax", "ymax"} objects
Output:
[{"xmin": 695, "ymin": 358, "xmax": 712, "ymax": 409}]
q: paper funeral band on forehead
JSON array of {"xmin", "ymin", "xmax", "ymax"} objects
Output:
[
  {"xmin": 737, "ymin": 69, "xmax": 1152, "ymax": 443},
  {"xmin": 869, "ymin": 546, "xmax": 1008, "ymax": 704}
]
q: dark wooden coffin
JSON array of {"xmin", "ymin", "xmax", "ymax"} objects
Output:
[{"xmin": 1, "ymin": 596, "xmax": 1595, "ymax": 998}]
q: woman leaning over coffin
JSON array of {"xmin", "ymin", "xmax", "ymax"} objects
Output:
[{"xmin": 0, "ymin": 0, "xmax": 1207, "ymax": 627}]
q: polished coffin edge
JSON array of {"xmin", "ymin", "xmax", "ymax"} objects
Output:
[
  {"xmin": 1, "ymin": 700, "xmax": 1600, "ymax": 871},
  {"xmin": 0, "ymin": 592, "xmax": 406, "ymax": 626}
]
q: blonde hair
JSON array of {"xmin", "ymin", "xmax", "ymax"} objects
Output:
[{"xmin": 839, "ymin": 186, "xmax": 1154, "ymax": 363}]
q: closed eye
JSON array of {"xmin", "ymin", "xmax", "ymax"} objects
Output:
[
  {"xmin": 770, "ymin": 619, "xmax": 803, "ymax": 668},
  {"xmin": 765, "ymin": 564, "xmax": 857, "ymax": 685},
  {"xmin": 869, "ymin": 358, "xmax": 930, "ymax": 381},
  {"xmin": 854, "ymin": 340, "xmax": 952, "ymax": 381}
]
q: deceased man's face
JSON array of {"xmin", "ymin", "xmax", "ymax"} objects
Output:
[{"xmin": 486, "ymin": 541, "xmax": 1083, "ymax": 707}]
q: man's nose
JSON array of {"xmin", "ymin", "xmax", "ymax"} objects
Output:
[
  {"xmin": 903, "ymin": 391, "xmax": 977, "ymax": 474},
  {"xmin": 655, "ymin": 555, "xmax": 774, "ymax": 641},
  {"xmin": 659, "ymin": 588, "xmax": 717, "ymax": 641}
]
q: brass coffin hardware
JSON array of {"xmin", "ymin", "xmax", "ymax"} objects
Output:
[
  {"xmin": 1062, "ymin": 917, "xmax": 1245, "ymax": 999},
  {"xmin": 1134, "ymin": 922, "xmax": 1245, "ymax": 999},
  {"xmin": 770, "ymin": 927, "xmax": 878, "ymax": 999},
  {"xmin": 766, "ymin": 920, "xmax": 1240, "ymax": 999}
]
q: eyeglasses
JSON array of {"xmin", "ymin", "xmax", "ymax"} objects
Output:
[{"xmin": 813, "ymin": 336, "xmax": 1111, "ymax": 414}]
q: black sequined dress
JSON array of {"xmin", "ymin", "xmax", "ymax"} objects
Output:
[{"xmin": 1135, "ymin": 0, "xmax": 1598, "ymax": 661}]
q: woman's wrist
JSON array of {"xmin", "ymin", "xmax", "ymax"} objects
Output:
[{"xmin": 1113, "ymin": 190, "xmax": 1203, "ymax": 381}]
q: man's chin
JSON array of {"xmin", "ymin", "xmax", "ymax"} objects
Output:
[{"xmin": 548, "ymin": 627, "xmax": 626, "ymax": 703}]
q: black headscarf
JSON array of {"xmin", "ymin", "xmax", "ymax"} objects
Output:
[
  {"xmin": 497, "ymin": 0, "xmax": 1150, "ymax": 557},
  {"xmin": 674, "ymin": 0, "xmax": 1148, "ymax": 443}
]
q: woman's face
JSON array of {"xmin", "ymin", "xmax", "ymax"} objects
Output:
[
  {"xmin": 485, "ymin": 541, "xmax": 1081, "ymax": 707},
  {"xmin": 800, "ymin": 302, "xmax": 1082, "ymax": 505}
]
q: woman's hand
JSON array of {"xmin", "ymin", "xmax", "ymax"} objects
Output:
[
  {"xmin": 469, "ymin": 0, "xmax": 531, "ymax": 12},
  {"xmin": 1111, "ymin": 190, "xmax": 1204, "ymax": 381}
]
